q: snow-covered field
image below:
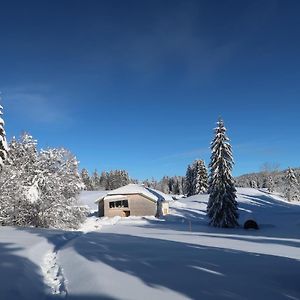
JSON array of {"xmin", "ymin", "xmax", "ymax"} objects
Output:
[{"xmin": 1, "ymin": 188, "xmax": 300, "ymax": 299}]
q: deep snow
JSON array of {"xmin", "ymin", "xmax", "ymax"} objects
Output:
[{"xmin": 0, "ymin": 188, "xmax": 299, "ymax": 299}]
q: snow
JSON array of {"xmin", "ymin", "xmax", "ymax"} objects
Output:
[
  {"xmin": 26, "ymin": 184, "xmax": 40, "ymax": 204},
  {"xmin": 103, "ymin": 194, "xmax": 128, "ymax": 201},
  {"xmin": 1, "ymin": 188, "xmax": 300, "ymax": 299},
  {"xmin": 95, "ymin": 183, "xmax": 173, "ymax": 203},
  {"xmin": 77, "ymin": 190, "xmax": 107, "ymax": 211},
  {"xmin": 42, "ymin": 250, "xmax": 66, "ymax": 296},
  {"xmin": 0, "ymin": 226, "xmax": 64, "ymax": 299}
]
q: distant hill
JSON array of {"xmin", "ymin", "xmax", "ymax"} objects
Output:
[{"xmin": 235, "ymin": 167, "xmax": 300, "ymax": 195}]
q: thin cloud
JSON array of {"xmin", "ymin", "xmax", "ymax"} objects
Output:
[
  {"xmin": 3, "ymin": 86, "xmax": 70, "ymax": 124},
  {"xmin": 154, "ymin": 147, "xmax": 210, "ymax": 162}
]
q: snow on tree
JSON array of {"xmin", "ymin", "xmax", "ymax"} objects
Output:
[
  {"xmin": 0, "ymin": 103, "xmax": 8, "ymax": 170},
  {"xmin": 285, "ymin": 167, "xmax": 299, "ymax": 201},
  {"xmin": 207, "ymin": 118, "xmax": 238, "ymax": 228},
  {"xmin": 80, "ymin": 168, "xmax": 93, "ymax": 190},
  {"xmin": 0, "ymin": 134, "xmax": 39, "ymax": 225},
  {"xmin": 158, "ymin": 176, "xmax": 170, "ymax": 194},
  {"xmin": 185, "ymin": 160, "xmax": 208, "ymax": 196},
  {"xmin": 91, "ymin": 169, "xmax": 101, "ymax": 190},
  {"xmin": 99, "ymin": 171, "xmax": 109, "ymax": 189},
  {"xmin": 0, "ymin": 133, "xmax": 87, "ymax": 229},
  {"xmin": 34, "ymin": 148, "xmax": 87, "ymax": 228},
  {"xmin": 80, "ymin": 169, "xmax": 133, "ymax": 191},
  {"xmin": 235, "ymin": 167, "xmax": 300, "ymax": 195},
  {"xmin": 266, "ymin": 176, "xmax": 275, "ymax": 193},
  {"xmin": 107, "ymin": 170, "xmax": 130, "ymax": 190},
  {"xmin": 171, "ymin": 176, "xmax": 183, "ymax": 195},
  {"xmin": 193, "ymin": 160, "xmax": 208, "ymax": 194},
  {"xmin": 250, "ymin": 180, "xmax": 258, "ymax": 189},
  {"xmin": 185, "ymin": 164, "xmax": 194, "ymax": 196}
]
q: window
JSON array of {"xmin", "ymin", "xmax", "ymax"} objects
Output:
[{"xmin": 109, "ymin": 200, "xmax": 129, "ymax": 209}]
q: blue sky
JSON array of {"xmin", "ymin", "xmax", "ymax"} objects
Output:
[{"xmin": 0, "ymin": 0, "xmax": 299, "ymax": 179}]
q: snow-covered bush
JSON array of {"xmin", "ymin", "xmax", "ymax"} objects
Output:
[{"xmin": 0, "ymin": 133, "xmax": 87, "ymax": 229}]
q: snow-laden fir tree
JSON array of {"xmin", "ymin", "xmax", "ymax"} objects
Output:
[
  {"xmin": 0, "ymin": 104, "xmax": 8, "ymax": 170},
  {"xmin": 171, "ymin": 176, "xmax": 183, "ymax": 195},
  {"xmin": 267, "ymin": 176, "xmax": 275, "ymax": 193},
  {"xmin": 285, "ymin": 167, "xmax": 299, "ymax": 201},
  {"xmin": 159, "ymin": 176, "xmax": 171, "ymax": 194},
  {"xmin": 185, "ymin": 160, "xmax": 208, "ymax": 196},
  {"xmin": 193, "ymin": 160, "xmax": 208, "ymax": 194},
  {"xmin": 108, "ymin": 170, "xmax": 130, "ymax": 190},
  {"xmin": 80, "ymin": 168, "xmax": 93, "ymax": 190},
  {"xmin": 100, "ymin": 171, "xmax": 109, "ymax": 189},
  {"xmin": 207, "ymin": 118, "xmax": 238, "ymax": 228},
  {"xmin": 250, "ymin": 180, "xmax": 258, "ymax": 189},
  {"xmin": 91, "ymin": 169, "xmax": 100, "ymax": 190},
  {"xmin": 185, "ymin": 164, "xmax": 194, "ymax": 196}
]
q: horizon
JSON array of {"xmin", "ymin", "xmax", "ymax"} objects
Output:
[{"xmin": 1, "ymin": 0, "xmax": 299, "ymax": 180}]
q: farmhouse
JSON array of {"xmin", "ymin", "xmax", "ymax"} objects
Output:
[{"xmin": 95, "ymin": 184, "xmax": 171, "ymax": 218}]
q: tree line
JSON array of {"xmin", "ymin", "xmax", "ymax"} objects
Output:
[{"xmin": 236, "ymin": 166, "xmax": 300, "ymax": 201}]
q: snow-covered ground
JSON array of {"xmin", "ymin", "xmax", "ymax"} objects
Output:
[
  {"xmin": 77, "ymin": 190, "xmax": 108, "ymax": 211},
  {"xmin": 0, "ymin": 188, "xmax": 300, "ymax": 299}
]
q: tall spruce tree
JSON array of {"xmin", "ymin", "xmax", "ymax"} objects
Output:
[
  {"xmin": 285, "ymin": 167, "xmax": 299, "ymax": 201},
  {"xmin": 80, "ymin": 168, "xmax": 93, "ymax": 190},
  {"xmin": 185, "ymin": 164, "xmax": 194, "ymax": 196},
  {"xmin": 193, "ymin": 160, "xmax": 208, "ymax": 194},
  {"xmin": 207, "ymin": 118, "xmax": 238, "ymax": 228},
  {"xmin": 0, "ymin": 103, "xmax": 8, "ymax": 170}
]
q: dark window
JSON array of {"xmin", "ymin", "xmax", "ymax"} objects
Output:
[{"xmin": 109, "ymin": 200, "xmax": 129, "ymax": 209}]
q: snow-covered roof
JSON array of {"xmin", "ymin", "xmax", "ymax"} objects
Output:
[
  {"xmin": 104, "ymin": 195, "xmax": 128, "ymax": 201},
  {"xmin": 95, "ymin": 184, "xmax": 172, "ymax": 203}
]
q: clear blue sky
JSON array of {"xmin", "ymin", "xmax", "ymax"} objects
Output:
[{"xmin": 0, "ymin": 0, "xmax": 299, "ymax": 180}]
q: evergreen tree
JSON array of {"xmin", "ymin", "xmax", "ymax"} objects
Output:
[
  {"xmin": 185, "ymin": 160, "xmax": 208, "ymax": 196},
  {"xmin": 80, "ymin": 168, "xmax": 93, "ymax": 190},
  {"xmin": 99, "ymin": 171, "xmax": 109, "ymax": 189},
  {"xmin": 91, "ymin": 169, "xmax": 100, "ymax": 190},
  {"xmin": 285, "ymin": 167, "xmax": 299, "ymax": 201},
  {"xmin": 119, "ymin": 170, "xmax": 130, "ymax": 187},
  {"xmin": 207, "ymin": 118, "xmax": 238, "ymax": 228},
  {"xmin": 172, "ymin": 177, "xmax": 181, "ymax": 195},
  {"xmin": 250, "ymin": 180, "xmax": 258, "ymax": 189},
  {"xmin": 160, "ymin": 176, "xmax": 171, "ymax": 194},
  {"xmin": 185, "ymin": 164, "xmax": 194, "ymax": 196},
  {"xmin": 193, "ymin": 160, "xmax": 208, "ymax": 194},
  {"xmin": 0, "ymin": 104, "xmax": 8, "ymax": 170},
  {"xmin": 266, "ymin": 176, "xmax": 275, "ymax": 193}
]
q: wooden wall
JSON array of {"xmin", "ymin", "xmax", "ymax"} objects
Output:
[{"xmin": 100, "ymin": 194, "xmax": 157, "ymax": 217}]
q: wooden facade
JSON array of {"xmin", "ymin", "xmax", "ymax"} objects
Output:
[{"xmin": 98, "ymin": 193, "xmax": 168, "ymax": 218}]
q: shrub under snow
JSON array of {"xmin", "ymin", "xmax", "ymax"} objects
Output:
[{"xmin": 0, "ymin": 134, "xmax": 87, "ymax": 229}]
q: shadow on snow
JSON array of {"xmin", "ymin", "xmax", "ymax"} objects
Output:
[
  {"xmin": 66, "ymin": 232, "xmax": 300, "ymax": 300},
  {"xmin": 16, "ymin": 227, "xmax": 300, "ymax": 300}
]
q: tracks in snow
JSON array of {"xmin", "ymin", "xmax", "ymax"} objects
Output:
[
  {"xmin": 41, "ymin": 232, "xmax": 82, "ymax": 298},
  {"xmin": 42, "ymin": 250, "xmax": 67, "ymax": 296}
]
